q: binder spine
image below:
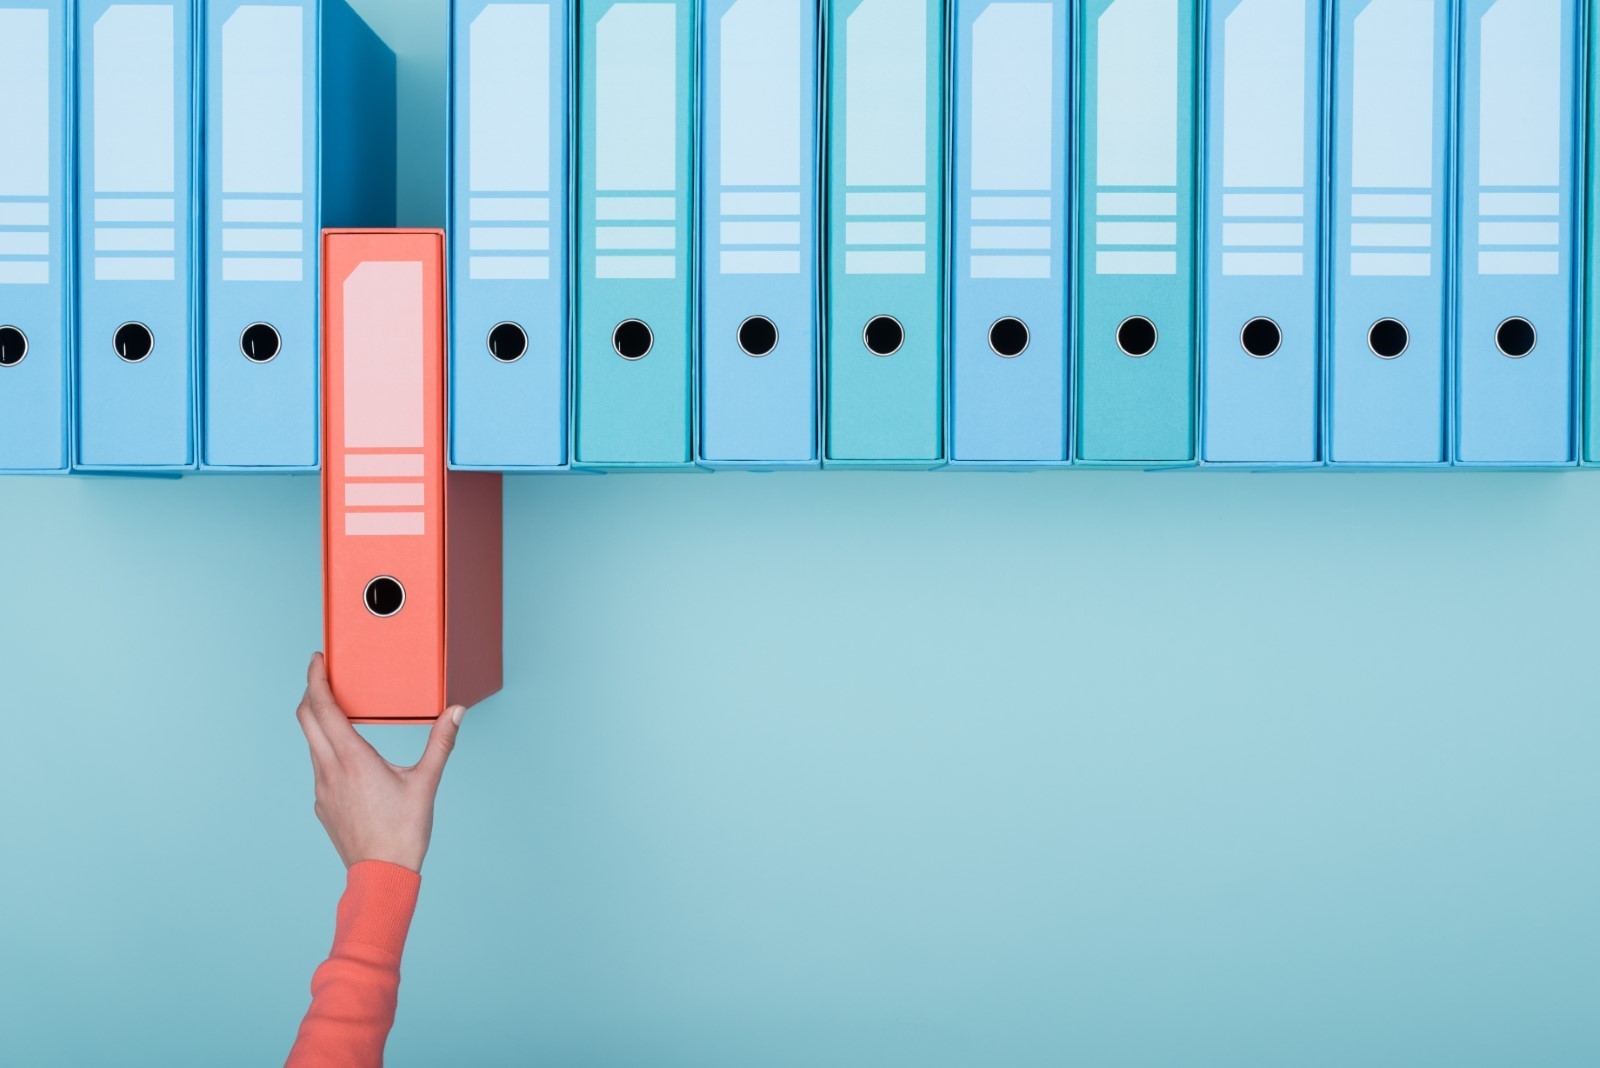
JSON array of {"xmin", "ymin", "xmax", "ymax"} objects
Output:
[
  {"xmin": 697, "ymin": 0, "xmax": 822, "ymax": 468},
  {"xmin": 448, "ymin": 0, "xmax": 570, "ymax": 471},
  {"xmin": 822, "ymin": 0, "xmax": 948, "ymax": 466},
  {"xmin": 574, "ymin": 0, "xmax": 697, "ymax": 468},
  {"xmin": 73, "ymin": 0, "xmax": 197, "ymax": 471},
  {"xmin": 948, "ymin": 0, "xmax": 1071, "ymax": 466},
  {"xmin": 0, "ymin": 0, "xmax": 72, "ymax": 474},
  {"xmin": 1073, "ymin": 0, "xmax": 1199, "ymax": 466},
  {"xmin": 1452, "ymin": 0, "xmax": 1579, "ymax": 466},
  {"xmin": 1587, "ymin": 0, "xmax": 1600, "ymax": 465},
  {"xmin": 1198, "ymin": 0, "xmax": 1324, "ymax": 466}
]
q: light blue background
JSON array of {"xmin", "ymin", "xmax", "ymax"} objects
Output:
[{"xmin": 4, "ymin": 2, "xmax": 1600, "ymax": 1063}]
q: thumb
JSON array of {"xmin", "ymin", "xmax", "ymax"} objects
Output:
[{"xmin": 415, "ymin": 705, "xmax": 465, "ymax": 787}]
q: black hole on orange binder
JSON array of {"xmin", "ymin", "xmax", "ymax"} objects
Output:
[
  {"xmin": 488, "ymin": 322, "xmax": 528, "ymax": 362},
  {"xmin": 363, "ymin": 577, "xmax": 405, "ymax": 618},
  {"xmin": 864, "ymin": 315, "xmax": 903, "ymax": 356},
  {"xmin": 114, "ymin": 322, "xmax": 154, "ymax": 363},
  {"xmin": 737, "ymin": 316, "xmax": 779, "ymax": 357},
  {"xmin": 988, "ymin": 317, "xmax": 1029, "ymax": 358},
  {"xmin": 1240, "ymin": 317, "xmax": 1282, "ymax": 359},
  {"xmin": 612, "ymin": 319, "xmax": 653, "ymax": 360},
  {"xmin": 1367, "ymin": 318, "xmax": 1408, "ymax": 360},
  {"xmin": 0, "ymin": 326, "xmax": 26, "ymax": 367},
  {"xmin": 1495, "ymin": 317, "xmax": 1536, "ymax": 358},
  {"xmin": 240, "ymin": 322, "xmax": 282, "ymax": 363},
  {"xmin": 1115, "ymin": 316, "xmax": 1157, "ymax": 357}
]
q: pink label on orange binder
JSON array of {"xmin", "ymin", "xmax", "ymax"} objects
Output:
[{"xmin": 343, "ymin": 261, "xmax": 424, "ymax": 449}]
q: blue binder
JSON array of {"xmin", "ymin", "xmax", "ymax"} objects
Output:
[
  {"xmin": 1199, "ymin": 0, "xmax": 1323, "ymax": 465},
  {"xmin": 949, "ymin": 0, "xmax": 1070, "ymax": 465},
  {"xmin": 449, "ymin": 0, "xmax": 569, "ymax": 471},
  {"xmin": 1588, "ymin": 0, "xmax": 1600, "ymax": 467},
  {"xmin": 1452, "ymin": 0, "xmax": 1578, "ymax": 467},
  {"xmin": 202, "ymin": 0, "xmax": 394, "ymax": 472},
  {"xmin": 698, "ymin": 0, "xmax": 821, "ymax": 468},
  {"xmin": 1327, "ymin": 0, "xmax": 1451, "ymax": 466},
  {"xmin": 1075, "ymin": 0, "xmax": 1198, "ymax": 466},
  {"xmin": 574, "ymin": 0, "xmax": 696, "ymax": 468},
  {"xmin": 823, "ymin": 0, "xmax": 946, "ymax": 466},
  {"xmin": 75, "ymin": 0, "xmax": 196, "ymax": 472},
  {"xmin": 0, "ymin": 0, "xmax": 71, "ymax": 474}
]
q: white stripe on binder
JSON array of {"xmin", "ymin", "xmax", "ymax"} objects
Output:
[
  {"xmin": 1096, "ymin": 250, "xmax": 1177, "ymax": 274},
  {"xmin": 1097, "ymin": 191, "xmax": 1177, "ymax": 215},
  {"xmin": 1097, "ymin": 221, "xmax": 1177, "ymax": 245},
  {"xmin": 1478, "ymin": 251, "xmax": 1559, "ymax": 275},
  {"xmin": 1350, "ymin": 192, "xmax": 1431, "ymax": 217},
  {"xmin": 846, "ymin": 221, "xmax": 925, "ymax": 245},
  {"xmin": 1478, "ymin": 191, "xmax": 1559, "ymax": 216},
  {"xmin": 595, "ymin": 195, "xmax": 675, "ymax": 221},
  {"xmin": 222, "ymin": 198, "xmax": 303, "ymax": 223},
  {"xmin": 596, "ymin": 255, "xmax": 675, "ymax": 279},
  {"xmin": 970, "ymin": 225, "xmax": 1051, "ymax": 250},
  {"xmin": 221, "ymin": 228, "xmax": 301, "ymax": 253},
  {"xmin": 0, "ymin": 262, "xmax": 50, "ymax": 285},
  {"xmin": 721, "ymin": 250, "xmax": 802, "ymax": 273},
  {"xmin": 971, "ymin": 195, "xmax": 1051, "ymax": 221},
  {"xmin": 1222, "ymin": 193, "xmax": 1304, "ymax": 217},
  {"xmin": 94, "ymin": 227, "xmax": 175, "ymax": 252},
  {"xmin": 95, "ymin": 198, "xmax": 175, "ymax": 223},
  {"xmin": 1220, "ymin": 222, "xmax": 1303, "ymax": 247},
  {"xmin": 468, "ymin": 226, "xmax": 550, "ymax": 251},
  {"xmin": 1350, "ymin": 222, "xmax": 1431, "ymax": 247},
  {"xmin": 971, "ymin": 255, "xmax": 1050, "ymax": 278},
  {"xmin": 470, "ymin": 256, "xmax": 550, "ymax": 280},
  {"xmin": 95, "ymin": 257, "xmax": 176, "ymax": 281},
  {"xmin": 596, "ymin": 226, "xmax": 675, "ymax": 250},
  {"xmin": 0, "ymin": 233, "xmax": 50, "ymax": 256},
  {"xmin": 845, "ymin": 192, "xmax": 925, "ymax": 215},
  {"xmin": 1350, "ymin": 251, "xmax": 1430, "ymax": 275},
  {"xmin": 0, "ymin": 202, "xmax": 50, "ymax": 227},
  {"xmin": 845, "ymin": 250, "xmax": 926, "ymax": 274},
  {"xmin": 345, "ymin": 512, "xmax": 426, "ymax": 537},
  {"xmin": 1222, "ymin": 252, "xmax": 1303, "ymax": 275},
  {"xmin": 470, "ymin": 196, "xmax": 551, "ymax": 222},
  {"xmin": 721, "ymin": 191, "xmax": 802, "ymax": 215},
  {"xmin": 720, "ymin": 221, "xmax": 802, "ymax": 245},
  {"xmin": 345, "ymin": 453, "xmax": 425, "ymax": 477},
  {"xmin": 345, "ymin": 482, "xmax": 426, "ymax": 507},
  {"xmin": 1478, "ymin": 221, "xmax": 1559, "ymax": 246},
  {"xmin": 223, "ymin": 258, "xmax": 303, "ymax": 282}
]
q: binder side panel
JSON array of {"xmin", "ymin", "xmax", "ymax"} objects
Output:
[
  {"xmin": 698, "ymin": 0, "xmax": 821, "ymax": 464},
  {"xmin": 950, "ymin": 0, "xmax": 1070, "ymax": 462},
  {"xmin": 1075, "ymin": 0, "xmax": 1198, "ymax": 464},
  {"xmin": 323, "ymin": 231, "xmax": 448, "ymax": 721},
  {"xmin": 1454, "ymin": 0, "xmax": 1577, "ymax": 464},
  {"xmin": 75, "ymin": 0, "xmax": 197, "ymax": 469},
  {"xmin": 823, "ymin": 0, "xmax": 947, "ymax": 463},
  {"xmin": 1589, "ymin": 0, "xmax": 1600, "ymax": 463},
  {"xmin": 0, "ymin": 0, "xmax": 70, "ymax": 473},
  {"xmin": 1327, "ymin": 0, "xmax": 1449, "ymax": 464},
  {"xmin": 444, "ymin": 469, "xmax": 504, "ymax": 707},
  {"xmin": 449, "ymin": 0, "xmax": 570, "ymax": 469},
  {"xmin": 574, "ymin": 0, "xmax": 695, "ymax": 466},
  {"xmin": 203, "ymin": 0, "xmax": 319, "ymax": 470},
  {"xmin": 1200, "ymin": 0, "xmax": 1322, "ymax": 463},
  {"xmin": 321, "ymin": 0, "xmax": 397, "ymax": 229}
]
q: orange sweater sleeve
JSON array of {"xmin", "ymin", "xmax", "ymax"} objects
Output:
[{"xmin": 285, "ymin": 860, "xmax": 421, "ymax": 1068}]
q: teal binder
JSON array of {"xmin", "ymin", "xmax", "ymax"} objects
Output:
[
  {"xmin": 822, "ymin": 0, "xmax": 946, "ymax": 466},
  {"xmin": 1075, "ymin": 0, "xmax": 1198, "ymax": 465},
  {"xmin": 574, "ymin": 0, "xmax": 695, "ymax": 468}
]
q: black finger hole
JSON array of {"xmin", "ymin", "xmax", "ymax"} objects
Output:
[
  {"xmin": 612, "ymin": 319, "xmax": 653, "ymax": 360},
  {"xmin": 987, "ymin": 317, "xmax": 1029, "ymax": 358},
  {"xmin": 1494, "ymin": 316, "xmax": 1535, "ymax": 358},
  {"xmin": 240, "ymin": 322, "xmax": 282, "ymax": 363},
  {"xmin": 488, "ymin": 321, "xmax": 528, "ymax": 362},
  {"xmin": 863, "ymin": 315, "xmax": 904, "ymax": 356},
  {"xmin": 0, "ymin": 325, "xmax": 26, "ymax": 367},
  {"xmin": 737, "ymin": 315, "xmax": 778, "ymax": 357},
  {"xmin": 1367, "ymin": 318, "xmax": 1408, "ymax": 360},
  {"xmin": 1115, "ymin": 316, "xmax": 1157, "ymax": 357},
  {"xmin": 114, "ymin": 322, "xmax": 154, "ymax": 363},
  {"xmin": 363, "ymin": 576, "xmax": 406, "ymax": 618},
  {"xmin": 1240, "ymin": 317, "xmax": 1282, "ymax": 358}
]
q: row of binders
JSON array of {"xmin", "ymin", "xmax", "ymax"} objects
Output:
[{"xmin": 5, "ymin": 0, "xmax": 1600, "ymax": 475}]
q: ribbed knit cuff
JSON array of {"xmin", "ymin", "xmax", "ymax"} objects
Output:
[{"xmin": 334, "ymin": 861, "xmax": 422, "ymax": 960}]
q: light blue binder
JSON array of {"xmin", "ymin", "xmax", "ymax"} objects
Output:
[
  {"xmin": 698, "ymin": 0, "xmax": 820, "ymax": 468},
  {"xmin": 574, "ymin": 0, "xmax": 696, "ymax": 468},
  {"xmin": 1588, "ymin": 0, "xmax": 1600, "ymax": 466},
  {"xmin": 949, "ymin": 0, "xmax": 1070, "ymax": 465},
  {"xmin": 75, "ymin": 0, "xmax": 196, "ymax": 471},
  {"xmin": 1075, "ymin": 0, "xmax": 1198, "ymax": 466},
  {"xmin": 1199, "ymin": 0, "xmax": 1323, "ymax": 465},
  {"xmin": 449, "ymin": 0, "xmax": 569, "ymax": 471},
  {"xmin": 0, "ymin": 0, "xmax": 71, "ymax": 474},
  {"xmin": 1327, "ymin": 0, "xmax": 1451, "ymax": 466},
  {"xmin": 1453, "ymin": 0, "xmax": 1578, "ymax": 466},
  {"xmin": 823, "ymin": 0, "xmax": 946, "ymax": 466},
  {"xmin": 201, "ymin": 0, "xmax": 394, "ymax": 472}
]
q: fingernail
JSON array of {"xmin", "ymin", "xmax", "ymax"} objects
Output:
[{"xmin": 450, "ymin": 706, "xmax": 465, "ymax": 726}]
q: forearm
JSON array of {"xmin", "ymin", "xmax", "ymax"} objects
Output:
[{"xmin": 286, "ymin": 861, "xmax": 421, "ymax": 1068}]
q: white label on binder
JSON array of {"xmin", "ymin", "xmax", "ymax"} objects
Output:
[
  {"xmin": 223, "ymin": 6, "xmax": 303, "ymax": 284},
  {"xmin": 719, "ymin": 0, "xmax": 803, "ymax": 275},
  {"xmin": 0, "ymin": 8, "xmax": 49, "ymax": 285},
  {"xmin": 94, "ymin": 4, "xmax": 177, "ymax": 282},
  {"xmin": 969, "ymin": 2, "xmax": 1052, "ymax": 280},
  {"xmin": 1475, "ymin": 0, "xmax": 1560, "ymax": 276},
  {"xmin": 469, "ymin": 5, "xmax": 552, "ymax": 281},
  {"xmin": 844, "ymin": 0, "xmax": 928, "ymax": 275},
  {"xmin": 596, "ymin": 3, "xmax": 676, "ymax": 279},
  {"xmin": 1094, "ymin": 0, "xmax": 1177, "ymax": 276}
]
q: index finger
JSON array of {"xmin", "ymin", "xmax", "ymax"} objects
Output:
[{"xmin": 304, "ymin": 652, "xmax": 368, "ymax": 757}]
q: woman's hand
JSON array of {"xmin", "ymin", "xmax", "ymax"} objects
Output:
[{"xmin": 295, "ymin": 653, "xmax": 464, "ymax": 873}]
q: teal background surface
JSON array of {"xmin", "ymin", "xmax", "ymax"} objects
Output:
[{"xmin": 4, "ymin": 2, "xmax": 1600, "ymax": 1063}]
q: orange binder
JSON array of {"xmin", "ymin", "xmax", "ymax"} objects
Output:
[{"xmin": 322, "ymin": 229, "xmax": 503, "ymax": 723}]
